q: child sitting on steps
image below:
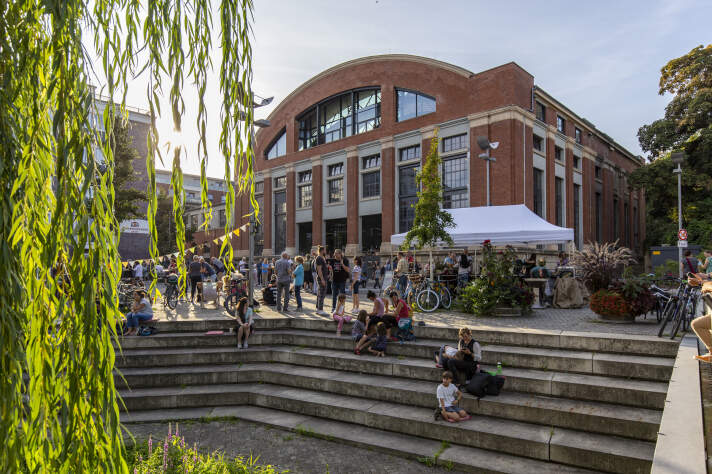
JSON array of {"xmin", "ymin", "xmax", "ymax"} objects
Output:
[
  {"xmin": 366, "ymin": 322, "xmax": 388, "ymax": 357},
  {"xmin": 437, "ymin": 371, "xmax": 471, "ymax": 423},
  {"xmin": 332, "ymin": 293, "xmax": 351, "ymax": 337},
  {"xmin": 352, "ymin": 310, "xmax": 368, "ymax": 348}
]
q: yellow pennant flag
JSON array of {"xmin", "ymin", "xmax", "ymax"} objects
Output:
[
  {"xmin": 233, "ymin": 229, "xmax": 240, "ymax": 236},
  {"xmin": 213, "ymin": 238, "xmax": 219, "ymax": 244}
]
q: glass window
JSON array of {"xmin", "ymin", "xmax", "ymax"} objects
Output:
[
  {"xmin": 298, "ymin": 184, "xmax": 312, "ymax": 208},
  {"xmin": 535, "ymin": 101, "xmax": 546, "ymax": 121},
  {"xmin": 396, "ymin": 89, "xmax": 436, "ymax": 121},
  {"xmin": 573, "ymin": 184, "xmax": 581, "ymax": 248},
  {"xmin": 361, "ymin": 214, "xmax": 382, "ymax": 252},
  {"xmin": 220, "ymin": 195, "xmax": 226, "ymax": 203},
  {"xmin": 219, "ymin": 209, "xmax": 226, "ymax": 227},
  {"xmin": 362, "ymin": 154, "xmax": 380, "ymax": 169},
  {"xmin": 613, "ymin": 197, "xmax": 619, "ymax": 239},
  {"xmin": 442, "ymin": 154, "xmax": 468, "ymax": 209},
  {"xmin": 319, "ymin": 93, "xmax": 352, "ymax": 144},
  {"xmin": 298, "ymin": 170, "xmax": 312, "ymax": 183},
  {"xmin": 207, "ymin": 193, "xmax": 213, "ymax": 202},
  {"xmin": 328, "ymin": 178, "xmax": 343, "ymax": 203},
  {"xmin": 555, "ymin": 146, "xmax": 563, "ymax": 162},
  {"xmin": 274, "ymin": 176, "xmax": 286, "ymax": 189},
  {"xmin": 328, "ymin": 163, "xmax": 343, "ymax": 177},
  {"xmin": 274, "ymin": 191, "xmax": 287, "ymax": 253},
  {"xmin": 624, "ymin": 202, "xmax": 630, "ymax": 247},
  {"xmin": 595, "ymin": 192, "xmax": 602, "ymax": 242},
  {"xmin": 573, "ymin": 156, "xmax": 580, "ymax": 169},
  {"xmin": 362, "ymin": 171, "xmax": 380, "ymax": 198},
  {"xmin": 575, "ymin": 127, "xmax": 582, "ymax": 144},
  {"xmin": 254, "ymin": 181, "xmax": 264, "ymax": 194},
  {"xmin": 555, "ymin": 177, "xmax": 564, "ymax": 226},
  {"xmin": 355, "ymin": 89, "xmax": 381, "ymax": 134},
  {"xmin": 533, "ymin": 168, "xmax": 544, "ymax": 218},
  {"xmin": 398, "ymin": 164, "xmax": 419, "ymax": 233},
  {"xmin": 442, "ymin": 134, "xmax": 467, "ymax": 153},
  {"xmin": 557, "ymin": 115, "xmax": 566, "ymax": 133},
  {"xmin": 595, "ymin": 166, "xmax": 602, "ymax": 179},
  {"xmin": 634, "ymin": 205, "xmax": 639, "ymax": 247},
  {"xmin": 266, "ymin": 130, "xmax": 287, "ymax": 159},
  {"xmin": 533, "ymin": 135, "xmax": 543, "ymax": 152},
  {"xmin": 399, "ymin": 145, "xmax": 420, "ymax": 162},
  {"xmin": 298, "ymin": 108, "xmax": 318, "ymax": 151}
]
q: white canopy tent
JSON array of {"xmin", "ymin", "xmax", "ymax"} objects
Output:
[{"xmin": 390, "ymin": 204, "xmax": 574, "ymax": 247}]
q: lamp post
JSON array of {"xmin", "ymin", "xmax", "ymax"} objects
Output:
[
  {"xmin": 240, "ymin": 91, "xmax": 273, "ymax": 307},
  {"xmin": 476, "ymin": 136, "xmax": 499, "ymax": 206},
  {"xmin": 671, "ymin": 151, "xmax": 685, "ymax": 279}
]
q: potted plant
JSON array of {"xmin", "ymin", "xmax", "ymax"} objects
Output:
[{"xmin": 457, "ymin": 241, "xmax": 534, "ymax": 316}]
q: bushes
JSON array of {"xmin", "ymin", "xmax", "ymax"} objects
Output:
[
  {"xmin": 589, "ymin": 290, "xmax": 630, "ymax": 318},
  {"xmin": 126, "ymin": 425, "xmax": 281, "ymax": 474},
  {"xmin": 572, "ymin": 241, "xmax": 635, "ymax": 293},
  {"xmin": 457, "ymin": 241, "xmax": 534, "ymax": 315}
]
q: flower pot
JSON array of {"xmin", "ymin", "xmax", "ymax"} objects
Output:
[
  {"xmin": 595, "ymin": 312, "xmax": 636, "ymax": 322},
  {"xmin": 492, "ymin": 306, "xmax": 523, "ymax": 317}
]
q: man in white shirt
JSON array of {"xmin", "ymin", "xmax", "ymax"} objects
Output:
[
  {"xmin": 133, "ymin": 261, "xmax": 143, "ymax": 279},
  {"xmin": 436, "ymin": 371, "xmax": 470, "ymax": 422}
]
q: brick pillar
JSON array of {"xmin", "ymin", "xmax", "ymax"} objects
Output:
[
  {"xmin": 346, "ymin": 148, "xmax": 359, "ymax": 256},
  {"xmin": 469, "ymin": 124, "xmax": 487, "ymax": 207},
  {"xmin": 565, "ymin": 144, "xmax": 574, "ymax": 230},
  {"xmin": 581, "ymin": 155, "xmax": 593, "ymax": 244},
  {"xmin": 262, "ymin": 174, "xmax": 273, "ymax": 256},
  {"xmin": 380, "ymin": 140, "xmax": 395, "ymax": 252},
  {"xmin": 285, "ymin": 168, "xmax": 296, "ymax": 255},
  {"xmin": 546, "ymin": 133, "xmax": 556, "ymax": 224},
  {"xmin": 602, "ymin": 168, "xmax": 610, "ymax": 242},
  {"xmin": 311, "ymin": 157, "xmax": 323, "ymax": 251}
]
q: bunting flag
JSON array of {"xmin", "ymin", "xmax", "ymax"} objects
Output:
[
  {"xmin": 213, "ymin": 238, "xmax": 219, "ymax": 244},
  {"xmin": 233, "ymin": 229, "xmax": 240, "ymax": 236}
]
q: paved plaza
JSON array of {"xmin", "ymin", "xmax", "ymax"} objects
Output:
[{"xmin": 152, "ymin": 284, "xmax": 663, "ymax": 336}]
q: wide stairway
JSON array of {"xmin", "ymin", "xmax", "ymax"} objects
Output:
[{"xmin": 116, "ymin": 318, "xmax": 679, "ymax": 473}]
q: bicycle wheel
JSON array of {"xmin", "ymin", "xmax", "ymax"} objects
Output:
[
  {"xmin": 438, "ymin": 285, "xmax": 452, "ymax": 309},
  {"xmin": 417, "ymin": 288, "xmax": 440, "ymax": 313},
  {"xmin": 166, "ymin": 287, "xmax": 178, "ymax": 310},
  {"xmin": 670, "ymin": 303, "xmax": 687, "ymax": 340},
  {"xmin": 224, "ymin": 293, "xmax": 238, "ymax": 316},
  {"xmin": 657, "ymin": 298, "xmax": 677, "ymax": 338}
]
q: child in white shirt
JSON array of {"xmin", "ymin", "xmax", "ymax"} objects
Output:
[{"xmin": 437, "ymin": 371, "xmax": 470, "ymax": 422}]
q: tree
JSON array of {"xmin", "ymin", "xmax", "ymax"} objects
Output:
[
  {"xmin": 630, "ymin": 44, "xmax": 712, "ymax": 248},
  {"xmin": 0, "ymin": 1, "xmax": 255, "ymax": 472},
  {"xmin": 111, "ymin": 118, "xmax": 146, "ymax": 223},
  {"xmin": 155, "ymin": 190, "xmax": 194, "ymax": 256},
  {"xmin": 402, "ymin": 131, "xmax": 455, "ymax": 279}
]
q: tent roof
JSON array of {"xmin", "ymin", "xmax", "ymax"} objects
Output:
[{"xmin": 390, "ymin": 204, "xmax": 574, "ymax": 246}]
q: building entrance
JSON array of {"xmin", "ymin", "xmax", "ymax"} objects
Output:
[{"xmin": 325, "ymin": 218, "xmax": 347, "ymax": 255}]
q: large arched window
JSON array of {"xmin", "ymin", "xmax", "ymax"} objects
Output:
[
  {"xmin": 265, "ymin": 129, "xmax": 286, "ymax": 159},
  {"xmin": 298, "ymin": 87, "xmax": 381, "ymax": 151},
  {"xmin": 396, "ymin": 88, "xmax": 436, "ymax": 122}
]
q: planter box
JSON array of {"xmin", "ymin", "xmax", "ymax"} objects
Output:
[
  {"xmin": 594, "ymin": 311, "xmax": 636, "ymax": 322},
  {"xmin": 492, "ymin": 307, "xmax": 524, "ymax": 317}
]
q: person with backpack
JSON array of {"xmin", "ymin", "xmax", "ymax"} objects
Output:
[
  {"xmin": 682, "ymin": 249, "xmax": 699, "ymax": 275},
  {"xmin": 437, "ymin": 371, "xmax": 471, "ymax": 422}
]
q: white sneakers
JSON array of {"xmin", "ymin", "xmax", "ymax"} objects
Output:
[{"xmin": 237, "ymin": 342, "xmax": 249, "ymax": 349}]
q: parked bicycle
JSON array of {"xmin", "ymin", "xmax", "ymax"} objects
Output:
[
  {"xmin": 163, "ymin": 273, "xmax": 179, "ymax": 310},
  {"xmin": 657, "ymin": 274, "xmax": 700, "ymax": 339},
  {"xmin": 224, "ymin": 274, "xmax": 248, "ymax": 316}
]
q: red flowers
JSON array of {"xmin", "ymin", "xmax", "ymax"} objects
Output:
[{"xmin": 590, "ymin": 290, "xmax": 630, "ymax": 318}]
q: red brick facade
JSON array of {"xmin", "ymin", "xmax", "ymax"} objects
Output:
[{"xmin": 234, "ymin": 55, "xmax": 645, "ymax": 257}]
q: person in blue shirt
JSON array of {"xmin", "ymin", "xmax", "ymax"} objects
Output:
[
  {"xmin": 260, "ymin": 258, "xmax": 269, "ymax": 287},
  {"xmin": 293, "ymin": 255, "xmax": 305, "ymax": 311}
]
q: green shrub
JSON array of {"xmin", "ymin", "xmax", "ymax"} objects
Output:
[{"xmin": 126, "ymin": 426, "xmax": 282, "ymax": 473}]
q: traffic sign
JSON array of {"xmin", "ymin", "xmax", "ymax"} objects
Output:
[
  {"xmin": 678, "ymin": 240, "xmax": 688, "ymax": 248},
  {"xmin": 678, "ymin": 229, "xmax": 688, "ymax": 241}
]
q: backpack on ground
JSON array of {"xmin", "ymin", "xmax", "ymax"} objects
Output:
[
  {"xmin": 396, "ymin": 318, "xmax": 415, "ymax": 342},
  {"xmin": 465, "ymin": 372, "xmax": 490, "ymax": 398},
  {"xmin": 138, "ymin": 326, "xmax": 157, "ymax": 336}
]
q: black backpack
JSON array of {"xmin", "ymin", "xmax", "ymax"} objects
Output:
[
  {"xmin": 485, "ymin": 375, "xmax": 506, "ymax": 396},
  {"xmin": 465, "ymin": 372, "xmax": 490, "ymax": 398}
]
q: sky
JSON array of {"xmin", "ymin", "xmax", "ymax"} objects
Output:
[{"xmin": 109, "ymin": 0, "xmax": 712, "ymax": 179}]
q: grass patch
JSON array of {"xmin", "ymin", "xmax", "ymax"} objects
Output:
[
  {"xmin": 295, "ymin": 424, "xmax": 334, "ymax": 441},
  {"xmin": 417, "ymin": 440, "xmax": 451, "ymax": 468}
]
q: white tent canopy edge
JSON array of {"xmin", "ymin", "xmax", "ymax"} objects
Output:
[{"xmin": 390, "ymin": 204, "xmax": 574, "ymax": 247}]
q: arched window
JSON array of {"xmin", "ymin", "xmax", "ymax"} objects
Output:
[
  {"xmin": 265, "ymin": 129, "xmax": 286, "ymax": 159},
  {"xmin": 396, "ymin": 88, "xmax": 436, "ymax": 122}
]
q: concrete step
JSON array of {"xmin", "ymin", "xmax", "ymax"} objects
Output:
[
  {"xmin": 117, "ymin": 363, "xmax": 661, "ymax": 441},
  {"xmin": 119, "ymin": 383, "xmax": 654, "ymax": 473},
  {"xmin": 115, "ymin": 346, "xmax": 668, "ymax": 409},
  {"xmin": 121, "ymin": 405, "xmax": 598, "ymax": 474},
  {"xmin": 118, "ymin": 329, "xmax": 674, "ymax": 381},
  {"xmin": 148, "ymin": 317, "xmax": 680, "ymax": 357}
]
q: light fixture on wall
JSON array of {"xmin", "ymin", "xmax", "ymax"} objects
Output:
[{"xmin": 477, "ymin": 137, "xmax": 499, "ymax": 206}]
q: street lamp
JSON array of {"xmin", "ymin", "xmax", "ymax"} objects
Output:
[
  {"xmin": 671, "ymin": 151, "xmax": 685, "ymax": 279},
  {"xmin": 476, "ymin": 136, "xmax": 499, "ymax": 206},
  {"xmin": 238, "ymin": 90, "xmax": 273, "ymax": 308}
]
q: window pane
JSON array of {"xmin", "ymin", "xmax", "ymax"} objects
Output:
[
  {"xmin": 442, "ymin": 134, "xmax": 467, "ymax": 152},
  {"xmin": 298, "ymin": 184, "xmax": 312, "ymax": 208},
  {"xmin": 442, "ymin": 155, "xmax": 467, "ymax": 190},
  {"xmin": 535, "ymin": 101, "xmax": 546, "ymax": 121},
  {"xmin": 298, "ymin": 108, "xmax": 317, "ymax": 151},
  {"xmin": 399, "ymin": 145, "xmax": 420, "ymax": 161},
  {"xmin": 266, "ymin": 131, "xmax": 286, "ymax": 159},
  {"xmin": 399, "ymin": 196, "xmax": 417, "ymax": 233},
  {"xmin": 298, "ymin": 170, "xmax": 312, "ymax": 183},
  {"xmin": 573, "ymin": 184, "xmax": 581, "ymax": 248},
  {"xmin": 555, "ymin": 177, "xmax": 563, "ymax": 226},
  {"xmin": 399, "ymin": 164, "xmax": 419, "ymax": 196},
  {"xmin": 362, "ymin": 171, "xmax": 380, "ymax": 198},
  {"xmin": 328, "ymin": 163, "xmax": 343, "ymax": 176},
  {"xmin": 362, "ymin": 154, "xmax": 380, "ymax": 169},
  {"xmin": 274, "ymin": 190, "xmax": 287, "ymax": 253},
  {"xmin": 328, "ymin": 178, "xmax": 343, "ymax": 203},
  {"xmin": 533, "ymin": 168, "xmax": 544, "ymax": 217},
  {"xmin": 397, "ymin": 90, "xmax": 417, "ymax": 122},
  {"xmin": 355, "ymin": 89, "xmax": 381, "ymax": 133},
  {"xmin": 555, "ymin": 146, "xmax": 563, "ymax": 161},
  {"xmin": 533, "ymin": 135, "xmax": 543, "ymax": 152},
  {"xmin": 274, "ymin": 176, "xmax": 286, "ymax": 189},
  {"xmin": 254, "ymin": 181, "xmax": 264, "ymax": 194},
  {"xmin": 416, "ymin": 93, "xmax": 436, "ymax": 116},
  {"xmin": 443, "ymin": 191, "xmax": 468, "ymax": 209}
]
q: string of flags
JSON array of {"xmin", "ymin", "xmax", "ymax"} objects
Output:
[{"xmin": 121, "ymin": 222, "xmax": 250, "ymax": 264}]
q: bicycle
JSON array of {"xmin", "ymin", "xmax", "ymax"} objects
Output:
[
  {"xmin": 224, "ymin": 274, "xmax": 248, "ymax": 316},
  {"xmin": 414, "ymin": 278, "xmax": 441, "ymax": 312},
  {"xmin": 657, "ymin": 275, "xmax": 700, "ymax": 339},
  {"xmin": 433, "ymin": 276, "xmax": 453, "ymax": 310},
  {"xmin": 163, "ymin": 273, "xmax": 179, "ymax": 310}
]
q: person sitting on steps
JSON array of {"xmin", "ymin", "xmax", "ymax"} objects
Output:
[
  {"xmin": 447, "ymin": 328, "xmax": 481, "ymax": 387},
  {"xmin": 235, "ymin": 297, "xmax": 254, "ymax": 349},
  {"xmin": 332, "ymin": 293, "xmax": 352, "ymax": 337},
  {"xmin": 437, "ymin": 371, "xmax": 471, "ymax": 423},
  {"xmin": 357, "ymin": 321, "xmax": 388, "ymax": 357},
  {"xmin": 351, "ymin": 310, "xmax": 368, "ymax": 352}
]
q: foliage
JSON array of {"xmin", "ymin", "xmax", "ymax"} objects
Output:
[
  {"xmin": 653, "ymin": 259, "xmax": 680, "ymax": 279},
  {"xmin": 402, "ymin": 131, "xmax": 455, "ymax": 251},
  {"xmin": 156, "ymin": 190, "xmax": 194, "ymax": 256},
  {"xmin": 571, "ymin": 241, "xmax": 635, "ymax": 293},
  {"xmin": 111, "ymin": 117, "xmax": 146, "ymax": 223},
  {"xmin": 610, "ymin": 277, "xmax": 657, "ymax": 317},
  {"xmin": 0, "ymin": 1, "xmax": 255, "ymax": 472},
  {"xmin": 589, "ymin": 290, "xmax": 630, "ymax": 318},
  {"xmin": 630, "ymin": 44, "xmax": 712, "ymax": 249},
  {"xmin": 127, "ymin": 427, "xmax": 281, "ymax": 473},
  {"xmin": 457, "ymin": 241, "xmax": 534, "ymax": 315}
]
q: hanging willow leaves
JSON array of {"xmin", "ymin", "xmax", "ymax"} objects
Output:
[{"xmin": 0, "ymin": 0, "xmax": 256, "ymax": 472}]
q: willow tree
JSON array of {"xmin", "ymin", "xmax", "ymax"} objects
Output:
[
  {"xmin": 0, "ymin": 1, "xmax": 256, "ymax": 472},
  {"xmin": 402, "ymin": 131, "xmax": 455, "ymax": 280}
]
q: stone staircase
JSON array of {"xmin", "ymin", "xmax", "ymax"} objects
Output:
[{"xmin": 116, "ymin": 318, "xmax": 679, "ymax": 474}]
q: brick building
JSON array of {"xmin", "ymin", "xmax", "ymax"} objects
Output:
[{"xmin": 233, "ymin": 54, "xmax": 645, "ymax": 258}]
